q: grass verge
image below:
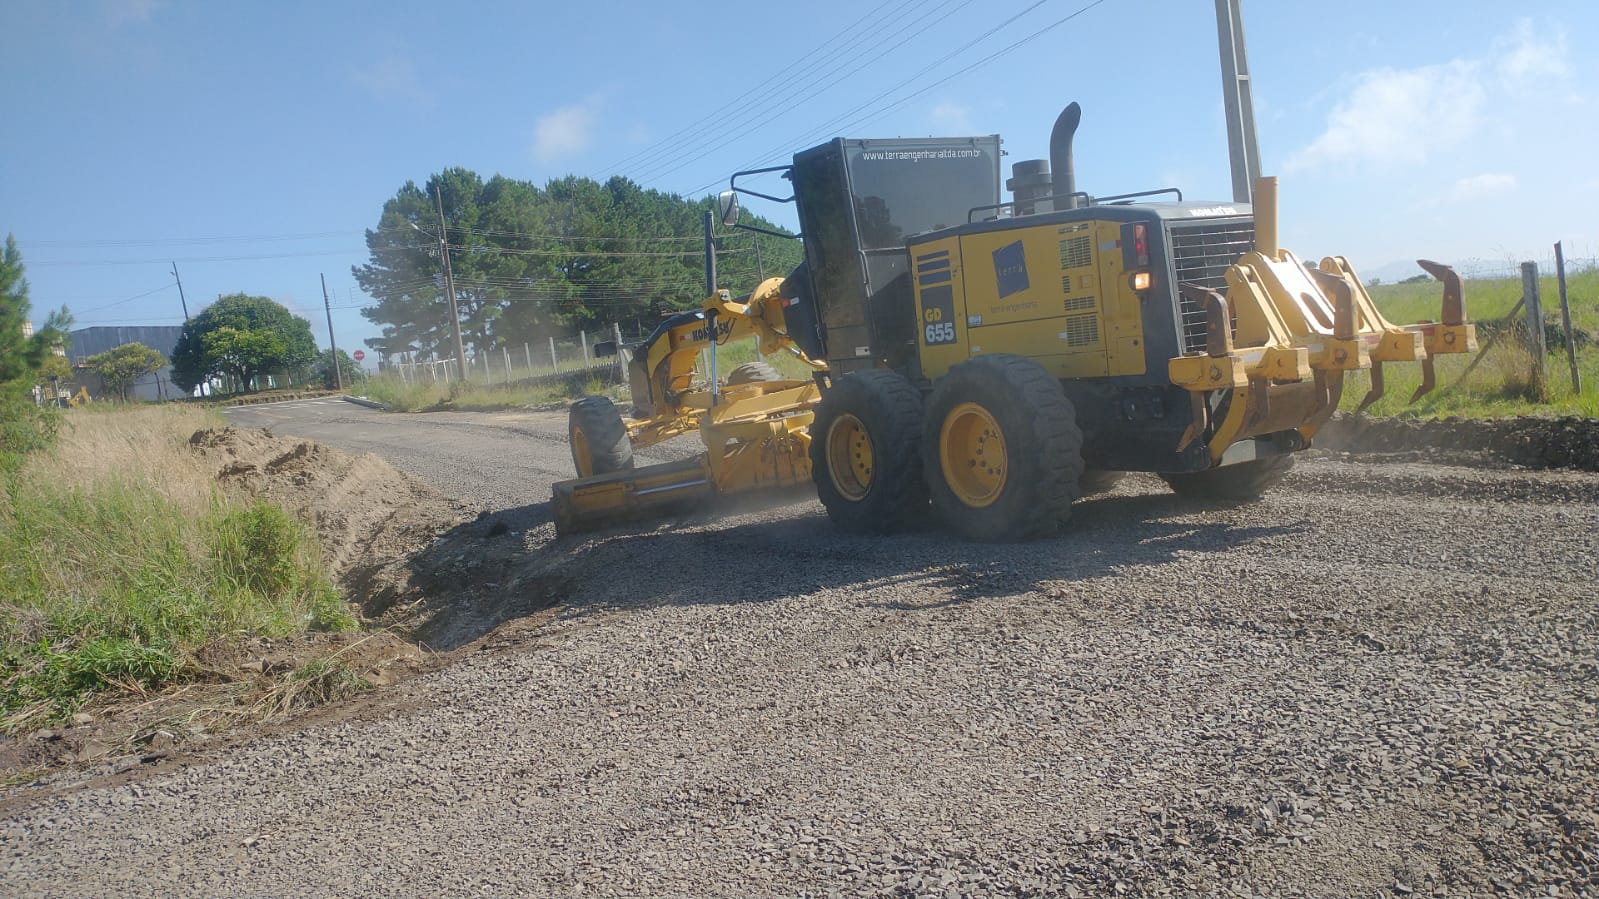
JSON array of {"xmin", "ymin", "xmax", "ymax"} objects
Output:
[
  {"xmin": 0, "ymin": 406, "xmax": 356, "ymax": 732},
  {"xmin": 1349, "ymin": 269, "xmax": 1598, "ymax": 418}
]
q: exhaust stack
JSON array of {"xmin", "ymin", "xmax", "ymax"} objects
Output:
[{"xmin": 1049, "ymin": 102, "xmax": 1082, "ymax": 210}]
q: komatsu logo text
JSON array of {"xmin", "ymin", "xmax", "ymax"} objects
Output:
[{"xmin": 689, "ymin": 319, "xmax": 736, "ymax": 342}]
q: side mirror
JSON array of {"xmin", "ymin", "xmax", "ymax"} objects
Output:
[
  {"xmin": 593, "ymin": 340, "xmax": 618, "ymax": 358},
  {"xmin": 717, "ymin": 190, "xmax": 741, "ymax": 227}
]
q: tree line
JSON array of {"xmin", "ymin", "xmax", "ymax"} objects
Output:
[
  {"xmin": 5, "ymin": 169, "xmax": 795, "ymax": 408},
  {"xmin": 352, "ymin": 170, "xmax": 803, "ymax": 362}
]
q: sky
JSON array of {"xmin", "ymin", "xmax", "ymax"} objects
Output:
[{"xmin": 3, "ymin": 0, "xmax": 1595, "ymax": 366}]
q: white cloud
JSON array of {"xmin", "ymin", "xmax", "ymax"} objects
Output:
[
  {"xmin": 1495, "ymin": 18, "xmax": 1569, "ymax": 82},
  {"xmin": 351, "ymin": 55, "xmax": 434, "ymax": 106},
  {"xmin": 533, "ymin": 104, "xmax": 598, "ymax": 162},
  {"xmin": 1449, "ymin": 173, "xmax": 1517, "ymax": 201},
  {"xmin": 930, "ymin": 102, "xmax": 973, "ymax": 133},
  {"xmin": 1285, "ymin": 19, "xmax": 1573, "ymax": 173},
  {"xmin": 1284, "ymin": 60, "xmax": 1483, "ymax": 172}
]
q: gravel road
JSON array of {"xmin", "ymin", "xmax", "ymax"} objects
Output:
[{"xmin": 4, "ymin": 399, "xmax": 1595, "ymax": 897}]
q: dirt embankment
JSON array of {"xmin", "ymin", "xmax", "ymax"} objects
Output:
[
  {"xmin": 3, "ymin": 427, "xmax": 525, "ymax": 784},
  {"xmin": 1315, "ymin": 414, "xmax": 1599, "ymax": 471}
]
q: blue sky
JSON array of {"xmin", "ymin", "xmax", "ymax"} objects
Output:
[{"xmin": 4, "ymin": 0, "xmax": 1594, "ymax": 362}]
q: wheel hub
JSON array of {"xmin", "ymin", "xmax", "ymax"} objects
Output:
[
  {"xmin": 939, "ymin": 402, "xmax": 1006, "ymax": 507},
  {"xmin": 826, "ymin": 413, "xmax": 875, "ymax": 501}
]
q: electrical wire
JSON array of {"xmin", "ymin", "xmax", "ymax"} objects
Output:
[
  {"xmin": 598, "ymin": 0, "xmax": 917, "ymax": 176},
  {"xmin": 633, "ymin": 0, "xmax": 973, "ymax": 186},
  {"xmin": 688, "ymin": 0, "xmax": 1063, "ymax": 194},
  {"xmin": 679, "ymin": 0, "xmax": 1113, "ymax": 197}
]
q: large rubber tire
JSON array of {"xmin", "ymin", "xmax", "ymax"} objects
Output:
[
  {"xmin": 1160, "ymin": 454, "xmax": 1294, "ymax": 500},
  {"xmin": 725, "ymin": 361, "xmax": 781, "ymax": 385},
  {"xmin": 923, "ymin": 354, "xmax": 1084, "ymax": 541},
  {"xmin": 568, "ymin": 396, "xmax": 633, "ymax": 478},
  {"xmin": 809, "ymin": 370, "xmax": 928, "ymax": 533},
  {"xmin": 1079, "ymin": 470, "xmax": 1126, "ymax": 496}
]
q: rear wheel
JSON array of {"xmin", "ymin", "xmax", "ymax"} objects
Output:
[
  {"xmin": 809, "ymin": 370, "xmax": 927, "ymax": 533},
  {"xmin": 569, "ymin": 396, "xmax": 633, "ymax": 478},
  {"xmin": 923, "ymin": 354, "xmax": 1083, "ymax": 541},
  {"xmin": 1160, "ymin": 454, "xmax": 1294, "ymax": 500},
  {"xmin": 725, "ymin": 361, "xmax": 781, "ymax": 385}
]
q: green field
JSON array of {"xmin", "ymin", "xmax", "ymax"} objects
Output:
[{"xmin": 1349, "ymin": 266, "xmax": 1597, "ymax": 418}]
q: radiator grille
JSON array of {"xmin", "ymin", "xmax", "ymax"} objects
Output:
[
  {"xmin": 1168, "ymin": 218, "xmax": 1254, "ymax": 355},
  {"xmin": 1063, "ymin": 295, "xmax": 1095, "ymax": 312},
  {"xmin": 1059, "ymin": 236, "xmax": 1092, "ymax": 270},
  {"xmin": 1065, "ymin": 313, "xmax": 1099, "ymax": 347}
]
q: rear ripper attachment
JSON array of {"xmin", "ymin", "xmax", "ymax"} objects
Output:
[{"xmin": 1166, "ymin": 176, "xmax": 1478, "ymax": 464}]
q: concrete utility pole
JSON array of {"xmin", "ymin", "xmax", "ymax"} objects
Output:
[
  {"xmin": 1215, "ymin": 0, "xmax": 1261, "ymax": 204},
  {"xmin": 320, "ymin": 273, "xmax": 343, "ymax": 391},
  {"xmin": 434, "ymin": 184, "xmax": 468, "ymax": 382}
]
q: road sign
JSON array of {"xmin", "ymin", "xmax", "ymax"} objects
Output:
[{"xmin": 353, "ymin": 350, "xmax": 365, "ymax": 362}]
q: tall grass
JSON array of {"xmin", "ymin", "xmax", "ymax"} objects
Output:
[
  {"xmin": 0, "ymin": 407, "xmax": 352, "ymax": 729},
  {"xmin": 1348, "ymin": 267, "xmax": 1599, "ymax": 418},
  {"xmin": 362, "ymin": 375, "xmax": 582, "ymax": 412}
]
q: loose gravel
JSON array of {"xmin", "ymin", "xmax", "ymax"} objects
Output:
[{"xmin": 3, "ymin": 402, "xmax": 1595, "ymax": 897}]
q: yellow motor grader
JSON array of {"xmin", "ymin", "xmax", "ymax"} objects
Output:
[{"xmin": 551, "ymin": 102, "xmax": 1475, "ymax": 540}]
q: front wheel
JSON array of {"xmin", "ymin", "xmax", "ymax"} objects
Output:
[
  {"xmin": 569, "ymin": 396, "xmax": 633, "ymax": 477},
  {"xmin": 809, "ymin": 370, "xmax": 927, "ymax": 533},
  {"xmin": 923, "ymin": 354, "xmax": 1083, "ymax": 541}
]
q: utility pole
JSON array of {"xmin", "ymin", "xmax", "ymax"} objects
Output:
[
  {"xmin": 1214, "ymin": 0, "xmax": 1261, "ymax": 204},
  {"xmin": 320, "ymin": 273, "xmax": 343, "ymax": 391},
  {"xmin": 171, "ymin": 262, "xmax": 191, "ymax": 321},
  {"xmin": 435, "ymin": 184, "xmax": 468, "ymax": 382},
  {"xmin": 703, "ymin": 210, "xmax": 716, "ymax": 297}
]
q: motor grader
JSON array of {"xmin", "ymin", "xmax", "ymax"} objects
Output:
[{"xmin": 552, "ymin": 101, "xmax": 1475, "ymax": 540}]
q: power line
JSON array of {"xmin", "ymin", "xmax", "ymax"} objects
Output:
[
  {"xmin": 633, "ymin": 0, "xmax": 973, "ymax": 186},
  {"xmin": 68, "ymin": 282, "xmax": 175, "ymax": 314},
  {"xmin": 19, "ymin": 230, "xmax": 355, "ymax": 248},
  {"xmin": 30, "ymin": 248, "xmax": 368, "ymax": 267},
  {"xmin": 597, "ymin": 0, "xmax": 914, "ymax": 176},
  {"xmin": 690, "ymin": 0, "xmax": 1061, "ymax": 193},
  {"xmin": 682, "ymin": 0, "xmax": 1112, "ymax": 197}
]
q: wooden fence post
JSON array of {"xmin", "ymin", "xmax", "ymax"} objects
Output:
[
  {"xmin": 612, "ymin": 322, "xmax": 625, "ymax": 382},
  {"xmin": 549, "ymin": 336, "xmax": 558, "ymax": 372},
  {"xmin": 1520, "ymin": 261, "xmax": 1547, "ymax": 401},
  {"xmin": 1554, "ymin": 242, "xmax": 1581, "ymax": 393}
]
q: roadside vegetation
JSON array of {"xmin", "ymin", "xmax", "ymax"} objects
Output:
[
  {"xmin": 0, "ymin": 407, "xmax": 356, "ymax": 731},
  {"xmin": 1349, "ymin": 266, "xmax": 1599, "ymax": 418}
]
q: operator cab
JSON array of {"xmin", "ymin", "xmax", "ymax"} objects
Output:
[{"xmin": 724, "ymin": 136, "xmax": 1004, "ymax": 376}]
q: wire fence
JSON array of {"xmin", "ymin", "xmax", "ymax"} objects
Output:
[{"xmin": 384, "ymin": 329, "xmax": 618, "ymax": 387}]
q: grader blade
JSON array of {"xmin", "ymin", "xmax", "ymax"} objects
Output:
[{"xmin": 551, "ymin": 457, "xmax": 715, "ymax": 535}]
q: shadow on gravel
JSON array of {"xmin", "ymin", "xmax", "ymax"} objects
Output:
[{"xmin": 403, "ymin": 485, "xmax": 1306, "ymax": 648}]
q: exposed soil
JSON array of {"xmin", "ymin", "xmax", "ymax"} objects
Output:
[
  {"xmin": 0, "ymin": 425, "xmax": 545, "ymax": 789},
  {"xmin": 1316, "ymin": 413, "xmax": 1599, "ymax": 471}
]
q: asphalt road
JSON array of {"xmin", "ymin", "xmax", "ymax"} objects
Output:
[{"xmin": 5, "ymin": 398, "xmax": 1596, "ymax": 897}]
